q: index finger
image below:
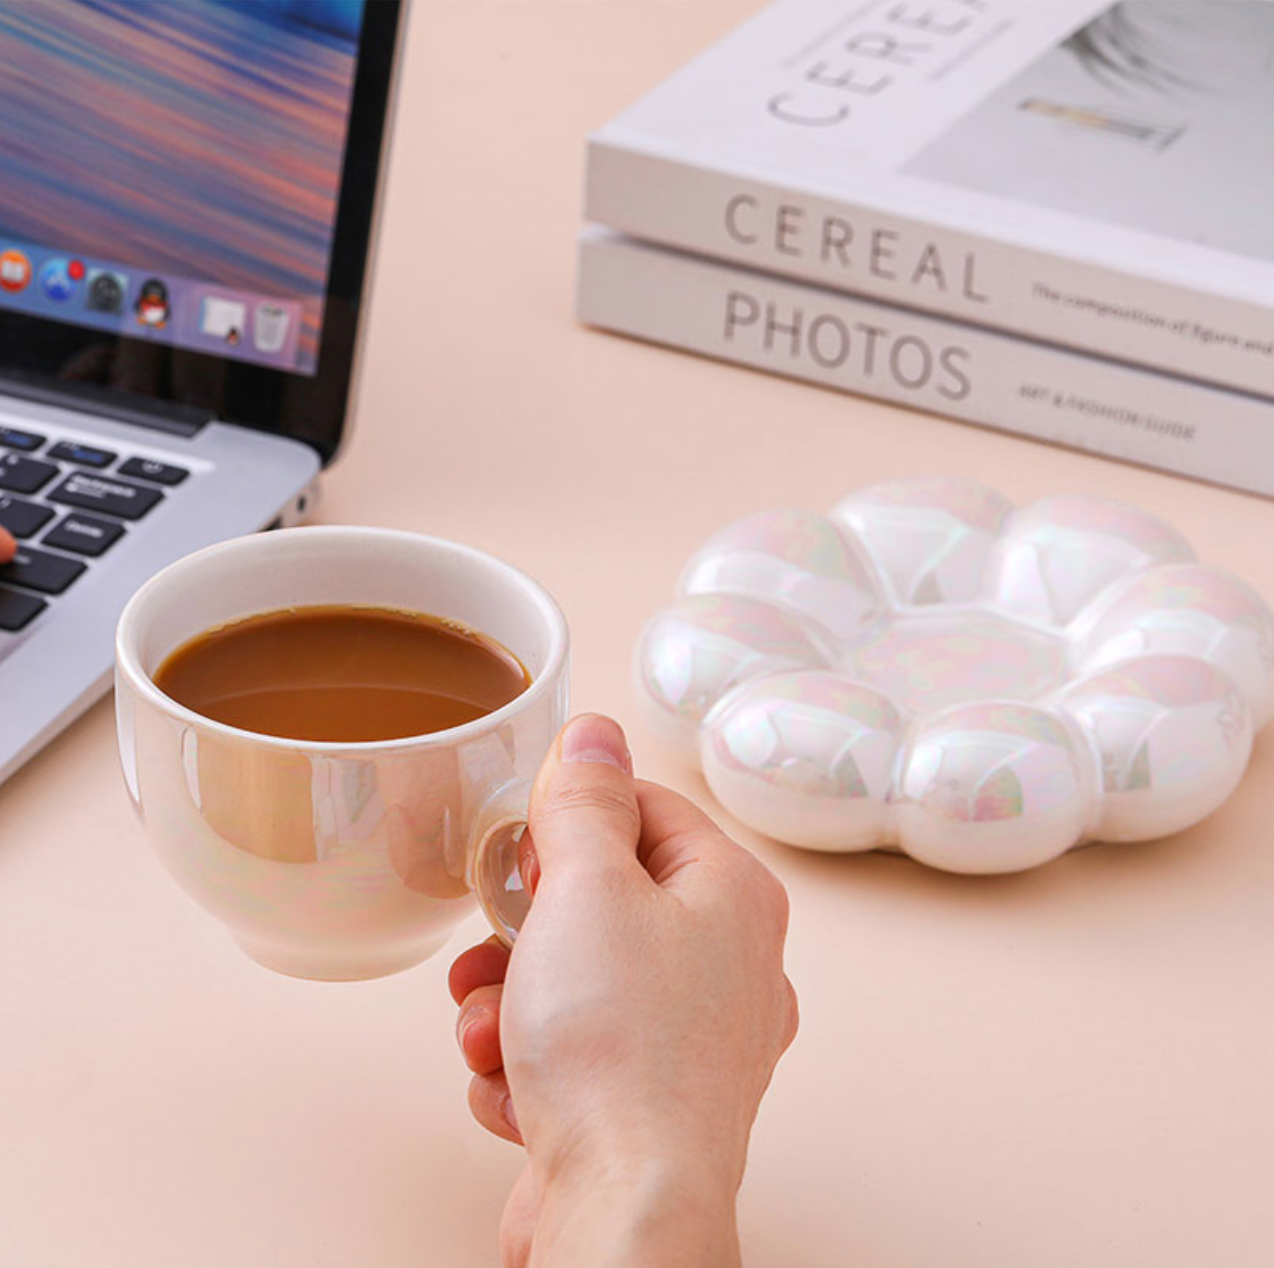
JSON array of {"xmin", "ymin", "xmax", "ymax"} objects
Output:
[
  {"xmin": 634, "ymin": 779, "xmax": 738, "ymax": 885},
  {"xmin": 0, "ymin": 526, "xmax": 16, "ymax": 566}
]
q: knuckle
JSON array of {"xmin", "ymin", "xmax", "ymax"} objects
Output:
[
  {"xmin": 730, "ymin": 849, "xmax": 789, "ymax": 930},
  {"xmin": 543, "ymin": 779, "xmax": 641, "ymax": 837},
  {"xmin": 782, "ymin": 977, "xmax": 801, "ymax": 1048},
  {"xmin": 761, "ymin": 868, "xmax": 790, "ymax": 925}
]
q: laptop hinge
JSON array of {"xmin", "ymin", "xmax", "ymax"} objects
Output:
[{"xmin": 0, "ymin": 373, "xmax": 214, "ymax": 438}]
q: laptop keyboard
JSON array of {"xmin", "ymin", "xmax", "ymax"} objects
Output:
[{"xmin": 0, "ymin": 426, "xmax": 188, "ymax": 633}]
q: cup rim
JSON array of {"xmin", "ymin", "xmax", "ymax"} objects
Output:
[{"xmin": 115, "ymin": 525, "xmax": 569, "ymax": 753}]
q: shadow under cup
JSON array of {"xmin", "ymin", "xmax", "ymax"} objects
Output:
[{"xmin": 115, "ymin": 528, "xmax": 570, "ymax": 981}]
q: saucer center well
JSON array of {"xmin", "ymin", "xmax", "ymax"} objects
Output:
[{"xmin": 845, "ymin": 610, "xmax": 1069, "ymax": 715}]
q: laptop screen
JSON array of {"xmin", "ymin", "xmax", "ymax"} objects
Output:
[{"xmin": 0, "ymin": 0, "xmax": 365, "ymax": 378}]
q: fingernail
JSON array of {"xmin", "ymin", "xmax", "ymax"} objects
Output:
[
  {"xmin": 456, "ymin": 1010, "xmax": 479, "ymax": 1052},
  {"xmin": 560, "ymin": 714, "xmax": 632, "ymax": 772},
  {"xmin": 503, "ymin": 1095, "xmax": 519, "ymax": 1133},
  {"xmin": 518, "ymin": 843, "xmax": 541, "ymax": 896}
]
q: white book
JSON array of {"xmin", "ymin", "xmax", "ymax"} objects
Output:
[
  {"xmin": 576, "ymin": 227, "xmax": 1274, "ymax": 498},
  {"xmin": 585, "ymin": 0, "xmax": 1274, "ymax": 399}
]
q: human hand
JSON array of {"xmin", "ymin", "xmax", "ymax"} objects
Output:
[
  {"xmin": 449, "ymin": 714, "xmax": 798, "ymax": 1268},
  {"xmin": 0, "ymin": 525, "xmax": 16, "ymax": 565}
]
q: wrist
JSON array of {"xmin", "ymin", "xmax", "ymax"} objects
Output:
[{"xmin": 532, "ymin": 1149, "xmax": 741, "ymax": 1268}]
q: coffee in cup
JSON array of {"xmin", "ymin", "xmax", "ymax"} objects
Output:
[{"xmin": 153, "ymin": 605, "xmax": 531, "ymax": 742}]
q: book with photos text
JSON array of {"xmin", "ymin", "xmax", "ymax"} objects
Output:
[{"xmin": 578, "ymin": 228, "xmax": 1274, "ymax": 499}]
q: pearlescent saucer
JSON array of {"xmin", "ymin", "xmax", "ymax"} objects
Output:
[{"xmin": 635, "ymin": 479, "xmax": 1274, "ymax": 874}]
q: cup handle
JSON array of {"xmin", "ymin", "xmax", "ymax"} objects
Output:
[{"xmin": 468, "ymin": 780, "xmax": 534, "ymax": 948}]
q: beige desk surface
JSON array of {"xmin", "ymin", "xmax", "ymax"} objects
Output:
[{"xmin": 4, "ymin": 3, "xmax": 1274, "ymax": 1266}]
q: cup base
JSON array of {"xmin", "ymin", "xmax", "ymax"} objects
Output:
[{"xmin": 231, "ymin": 930, "xmax": 454, "ymax": 981}]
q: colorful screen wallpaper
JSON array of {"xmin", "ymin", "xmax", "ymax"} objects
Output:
[{"xmin": 0, "ymin": 0, "xmax": 365, "ymax": 374}]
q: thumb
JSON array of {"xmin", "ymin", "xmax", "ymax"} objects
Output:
[{"xmin": 525, "ymin": 714, "xmax": 641, "ymax": 878}]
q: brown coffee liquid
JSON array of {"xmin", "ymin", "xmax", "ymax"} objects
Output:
[{"xmin": 154, "ymin": 606, "xmax": 531, "ymax": 742}]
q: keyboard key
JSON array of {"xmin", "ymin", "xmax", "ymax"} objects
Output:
[
  {"xmin": 48, "ymin": 471, "xmax": 163, "ymax": 521},
  {"xmin": 0, "ymin": 453, "xmax": 58, "ymax": 495},
  {"xmin": 0, "ymin": 546, "xmax": 86, "ymax": 595},
  {"xmin": 43, "ymin": 512, "xmax": 124, "ymax": 558},
  {"xmin": 0, "ymin": 426, "xmax": 45, "ymax": 452},
  {"xmin": 0, "ymin": 586, "xmax": 47, "ymax": 631},
  {"xmin": 0, "ymin": 495, "xmax": 55, "ymax": 538},
  {"xmin": 48, "ymin": 441, "xmax": 116, "ymax": 468},
  {"xmin": 118, "ymin": 456, "xmax": 189, "ymax": 486}
]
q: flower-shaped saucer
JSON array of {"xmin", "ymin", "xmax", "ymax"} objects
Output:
[{"xmin": 635, "ymin": 478, "xmax": 1274, "ymax": 873}]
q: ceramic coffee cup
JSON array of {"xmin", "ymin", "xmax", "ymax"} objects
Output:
[{"xmin": 115, "ymin": 527, "xmax": 569, "ymax": 981}]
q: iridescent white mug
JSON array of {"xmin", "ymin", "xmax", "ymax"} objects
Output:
[{"xmin": 115, "ymin": 527, "xmax": 569, "ymax": 981}]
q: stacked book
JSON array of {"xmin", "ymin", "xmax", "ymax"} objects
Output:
[{"xmin": 576, "ymin": 0, "xmax": 1274, "ymax": 497}]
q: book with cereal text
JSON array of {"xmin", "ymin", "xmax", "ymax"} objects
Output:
[{"xmin": 583, "ymin": 0, "xmax": 1274, "ymax": 400}]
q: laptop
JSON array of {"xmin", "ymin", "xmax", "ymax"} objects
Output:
[{"xmin": 0, "ymin": 0, "xmax": 403, "ymax": 783}]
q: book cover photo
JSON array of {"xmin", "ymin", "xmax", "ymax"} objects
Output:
[{"xmin": 907, "ymin": 1, "xmax": 1274, "ymax": 264}]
